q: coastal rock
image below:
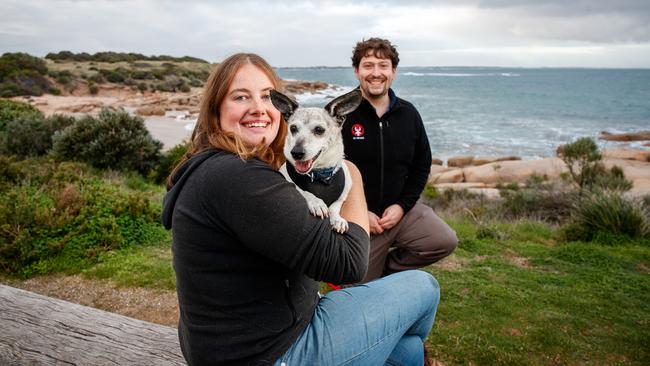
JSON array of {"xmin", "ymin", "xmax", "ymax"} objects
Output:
[
  {"xmin": 599, "ymin": 131, "xmax": 650, "ymax": 142},
  {"xmin": 60, "ymin": 101, "xmax": 104, "ymax": 113},
  {"xmin": 463, "ymin": 158, "xmax": 567, "ymax": 184},
  {"xmin": 472, "ymin": 156, "xmax": 521, "ymax": 166},
  {"xmin": 446, "ymin": 155, "xmax": 522, "ymax": 168},
  {"xmin": 432, "ymin": 183, "xmax": 500, "ymax": 200},
  {"xmin": 627, "ymin": 179, "xmax": 650, "ymax": 197},
  {"xmin": 136, "ymin": 105, "xmax": 166, "ymax": 116},
  {"xmin": 428, "ymin": 168, "xmax": 464, "ymax": 184},
  {"xmin": 466, "ymin": 188, "xmax": 501, "ymax": 200},
  {"xmin": 603, "ymin": 148, "xmax": 650, "ymax": 162},
  {"xmin": 433, "ymin": 182, "xmax": 488, "ymax": 189},
  {"xmin": 431, "ymin": 158, "xmax": 443, "ymax": 166},
  {"xmin": 447, "ymin": 156, "xmax": 474, "ymax": 168},
  {"xmin": 282, "ymin": 80, "xmax": 330, "ymax": 95},
  {"xmin": 602, "ymin": 158, "xmax": 650, "ymax": 181},
  {"xmin": 429, "ymin": 165, "xmax": 450, "ymax": 176}
]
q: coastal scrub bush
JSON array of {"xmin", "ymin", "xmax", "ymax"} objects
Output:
[
  {"xmin": 52, "ymin": 108, "xmax": 162, "ymax": 174},
  {"xmin": 0, "ymin": 157, "xmax": 163, "ymax": 276},
  {"xmin": 149, "ymin": 140, "xmax": 190, "ymax": 184},
  {"xmin": 562, "ymin": 191, "xmax": 650, "ymax": 243},
  {"xmin": 0, "ymin": 113, "xmax": 76, "ymax": 157},
  {"xmin": 0, "ymin": 99, "xmax": 43, "ymax": 131},
  {"xmin": 45, "ymin": 51, "xmax": 208, "ymax": 64},
  {"xmin": 0, "ymin": 53, "xmax": 54, "ymax": 97},
  {"xmin": 87, "ymin": 80, "xmax": 99, "ymax": 94},
  {"xmin": 100, "ymin": 68, "xmax": 128, "ymax": 83},
  {"xmin": 557, "ymin": 137, "xmax": 632, "ymax": 194},
  {"xmin": 498, "ymin": 176, "xmax": 574, "ymax": 222}
]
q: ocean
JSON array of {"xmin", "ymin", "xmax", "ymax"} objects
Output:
[{"xmin": 275, "ymin": 67, "xmax": 650, "ymax": 161}]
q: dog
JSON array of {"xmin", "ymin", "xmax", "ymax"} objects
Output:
[{"xmin": 270, "ymin": 89, "xmax": 362, "ymax": 233}]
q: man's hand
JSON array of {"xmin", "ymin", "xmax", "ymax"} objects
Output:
[
  {"xmin": 368, "ymin": 211, "xmax": 384, "ymax": 235},
  {"xmin": 378, "ymin": 204, "xmax": 404, "ymax": 230}
]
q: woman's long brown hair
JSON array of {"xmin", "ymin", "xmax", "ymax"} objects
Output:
[{"xmin": 167, "ymin": 53, "xmax": 287, "ymax": 186}]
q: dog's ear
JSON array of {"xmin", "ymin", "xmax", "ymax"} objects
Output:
[
  {"xmin": 325, "ymin": 89, "xmax": 362, "ymax": 125},
  {"xmin": 270, "ymin": 89, "xmax": 299, "ymax": 121}
]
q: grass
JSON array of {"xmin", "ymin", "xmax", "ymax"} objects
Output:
[
  {"xmin": 2, "ymin": 203, "xmax": 648, "ymax": 364},
  {"xmin": 425, "ymin": 217, "xmax": 649, "ymax": 365},
  {"xmin": 84, "ymin": 233, "xmax": 175, "ymax": 290}
]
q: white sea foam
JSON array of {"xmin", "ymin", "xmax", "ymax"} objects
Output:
[
  {"xmin": 184, "ymin": 121, "xmax": 196, "ymax": 131},
  {"xmin": 403, "ymin": 72, "xmax": 520, "ymax": 77},
  {"xmin": 293, "ymin": 85, "xmax": 354, "ymax": 106}
]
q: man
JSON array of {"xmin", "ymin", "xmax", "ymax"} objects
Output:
[{"xmin": 342, "ymin": 37, "xmax": 458, "ymax": 283}]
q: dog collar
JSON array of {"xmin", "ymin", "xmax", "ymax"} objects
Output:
[{"xmin": 308, "ymin": 167, "xmax": 339, "ymax": 183}]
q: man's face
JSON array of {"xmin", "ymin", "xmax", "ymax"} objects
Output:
[{"xmin": 354, "ymin": 52, "xmax": 396, "ymax": 100}]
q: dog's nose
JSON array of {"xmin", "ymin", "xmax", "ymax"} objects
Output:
[{"xmin": 291, "ymin": 146, "xmax": 305, "ymax": 160}]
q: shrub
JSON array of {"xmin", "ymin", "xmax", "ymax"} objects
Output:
[
  {"xmin": 88, "ymin": 73, "xmax": 105, "ymax": 83},
  {"xmin": 88, "ymin": 80, "xmax": 99, "ymax": 95},
  {"xmin": 100, "ymin": 68, "xmax": 128, "ymax": 83},
  {"xmin": 52, "ymin": 108, "xmax": 162, "ymax": 174},
  {"xmin": 0, "ymin": 53, "xmax": 53, "ymax": 97},
  {"xmin": 0, "ymin": 52, "xmax": 48, "ymax": 79},
  {"xmin": 0, "ymin": 113, "xmax": 75, "ymax": 157},
  {"xmin": 498, "ymin": 176, "xmax": 574, "ymax": 222},
  {"xmin": 557, "ymin": 137, "xmax": 632, "ymax": 193},
  {"xmin": 148, "ymin": 140, "xmax": 190, "ymax": 184},
  {"xmin": 0, "ymin": 157, "xmax": 162, "ymax": 276},
  {"xmin": 0, "ymin": 99, "xmax": 43, "ymax": 131},
  {"xmin": 189, "ymin": 78, "xmax": 203, "ymax": 87},
  {"xmin": 562, "ymin": 191, "xmax": 650, "ymax": 243}
]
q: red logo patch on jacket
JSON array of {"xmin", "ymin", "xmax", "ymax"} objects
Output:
[{"xmin": 351, "ymin": 123, "xmax": 365, "ymax": 139}]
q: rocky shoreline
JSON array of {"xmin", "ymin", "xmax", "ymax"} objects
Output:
[
  {"xmin": 12, "ymin": 84, "xmax": 650, "ymax": 197},
  {"xmin": 429, "ymin": 140, "xmax": 650, "ymax": 197}
]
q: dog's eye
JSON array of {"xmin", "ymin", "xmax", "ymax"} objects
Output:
[
  {"xmin": 314, "ymin": 126, "xmax": 325, "ymax": 135},
  {"xmin": 290, "ymin": 125, "xmax": 298, "ymax": 134}
]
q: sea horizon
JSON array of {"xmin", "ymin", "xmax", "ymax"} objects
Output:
[{"xmin": 276, "ymin": 67, "xmax": 650, "ymax": 161}]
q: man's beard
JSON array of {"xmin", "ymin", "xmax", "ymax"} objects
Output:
[{"xmin": 363, "ymin": 78, "xmax": 389, "ymax": 99}]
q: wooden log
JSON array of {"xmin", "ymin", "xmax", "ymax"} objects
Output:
[{"xmin": 0, "ymin": 284, "xmax": 185, "ymax": 365}]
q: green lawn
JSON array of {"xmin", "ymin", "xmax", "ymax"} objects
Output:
[
  {"xmin": 426, "ymin": 219, "xmax": 649, "ymax": 365},
  {"xmin": 58, "ymin": 217, "xmax": 650, "ymax": 365}
]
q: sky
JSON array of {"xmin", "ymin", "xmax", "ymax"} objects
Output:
[{"xmin": 1, "ymin": 0, "xmax": 650, "ymax": 68}]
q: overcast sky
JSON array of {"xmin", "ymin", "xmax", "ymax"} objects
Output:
[{"xmin": 1, "ymin": 0, "xmax": 649, "ymax": 67}]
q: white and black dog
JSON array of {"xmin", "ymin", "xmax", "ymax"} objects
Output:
[{"xmin": 270, "ymin": 89, "xmax": 362, "ymax": 233}]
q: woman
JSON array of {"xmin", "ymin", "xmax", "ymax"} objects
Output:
[{"xmin": 162, "ymin": 53, "xmax": 440, "ymax": 365}]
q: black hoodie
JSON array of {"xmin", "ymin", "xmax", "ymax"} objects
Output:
[{"xmin": 162, "ymin": 149, "xmax": 368, "ymax": 365}]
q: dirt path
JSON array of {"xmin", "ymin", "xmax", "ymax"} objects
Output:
[{"xmin": 1, "ymin": 274, "xmax": 178, "ymax": 327}]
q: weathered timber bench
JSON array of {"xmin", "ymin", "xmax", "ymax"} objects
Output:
[{"xmin": 0, "ymin": 284, "xmax": 186, "ymax": 365}]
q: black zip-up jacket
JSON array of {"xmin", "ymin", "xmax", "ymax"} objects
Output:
[
  {"xmin": 162, "ymin": 149, "xmax": 368, "ymax": 365},
  {"xmin": 342, "ymin": 89, "xmax": 432, "ymax": 215}
]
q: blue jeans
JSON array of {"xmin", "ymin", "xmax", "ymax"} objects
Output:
[{"xmin": 274, "ymin": 270, "xmax": 440, "ymax": 366}]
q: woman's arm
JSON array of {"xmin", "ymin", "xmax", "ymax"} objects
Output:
[
  {"xmin": 340, "ymin": 160, "xmax": 369, "ymax": 236},
  {"xmin": 203, "ymin": 156, "xmax": 369, "ymax": 283}
]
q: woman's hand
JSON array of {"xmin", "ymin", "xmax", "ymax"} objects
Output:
[{"xmin": 341, "ymin": 160, "xmax": 369, "ymax": 235}]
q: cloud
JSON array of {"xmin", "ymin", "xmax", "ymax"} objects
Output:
[{"xmin": 0, "ymin": 0, "xmax": 649, "ymax": 67}]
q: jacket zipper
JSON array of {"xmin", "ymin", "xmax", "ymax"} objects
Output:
[{"xmin": 379, "ymin": 121, "xmax": 385, "ymax": 202}]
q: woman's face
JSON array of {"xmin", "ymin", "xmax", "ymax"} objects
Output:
[{"xmin": 219, "ymin": 64, "xmax": 281, "ymax": 147}]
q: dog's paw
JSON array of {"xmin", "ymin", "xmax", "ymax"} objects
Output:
[
  {"xmin": 330, "ymin": 215, "xmax": 349, "ymax": 233},
  {"xmin": 306, "ymin": 196, "xmax": 329, "ymax": 219}
]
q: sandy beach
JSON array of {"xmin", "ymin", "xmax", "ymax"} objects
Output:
[{"xmin": 144, "ymin": 116, "xmax": 193, "ymax": 149}]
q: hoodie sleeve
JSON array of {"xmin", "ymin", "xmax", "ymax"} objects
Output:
[
  {"xmin": 202, "ymin": 156, "xmax": 369, "ymax": 284},
  {"xmin": 397, "ymin": 109, "xmax": 432, "ymax": 213}
]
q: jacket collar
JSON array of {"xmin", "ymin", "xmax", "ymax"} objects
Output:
[{"xmin": 355, "ymin": 86, "xmax": 400, "ymax": 115}]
